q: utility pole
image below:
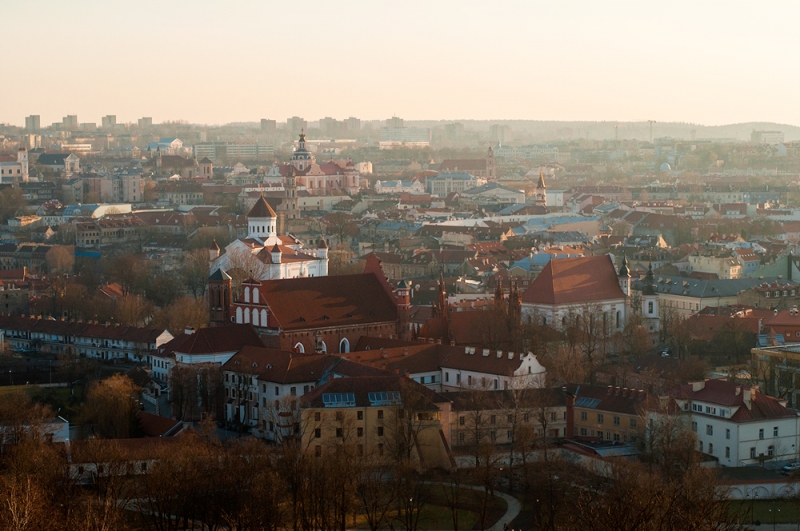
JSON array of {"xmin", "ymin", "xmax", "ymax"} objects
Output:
[{"xmin": 648, "ymin": 120, "xmax": 656, "ymax": 143}]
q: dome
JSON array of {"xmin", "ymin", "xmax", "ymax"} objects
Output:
[{"xmin": 659, "ymin": 162, "xmax": 671, "ymax": 171}]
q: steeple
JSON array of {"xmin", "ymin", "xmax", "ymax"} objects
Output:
[
  {"xmin": 617, "ymin": 254, "xmax": 631, "ymax": 296},
  {"xmin": 535, "ymin": 170, "xmax": 547, "ymax": 207}
]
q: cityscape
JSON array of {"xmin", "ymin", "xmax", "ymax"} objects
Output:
[{"xmin": 4, "ymin": 1, "xmax": 800, "ymax": 530}]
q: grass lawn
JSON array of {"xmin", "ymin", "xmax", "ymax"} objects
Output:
[
  {"xmin": 0, "ymin": 384, "xmax": 34, "ymax": 395},
  {"xmin": 730, "ymin": 499, "xmax": 800, "ymax": 524}
]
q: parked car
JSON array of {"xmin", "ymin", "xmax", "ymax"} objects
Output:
[{"xmin": 782, "ymin": 462, "xmax": 800, "ymax": 472}]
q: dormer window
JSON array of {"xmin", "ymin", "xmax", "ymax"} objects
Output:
[
  {"xmin": 766, "ymin": 292, "xmax": 771, "ymax": 298},
  {"xmin": 784, "ymin": 291, "xmax": 788, "ymax": 297}
]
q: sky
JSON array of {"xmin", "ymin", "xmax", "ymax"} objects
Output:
[{"xmin": 2, "ymin": 0, "xmax": 799, "ymax": 127}]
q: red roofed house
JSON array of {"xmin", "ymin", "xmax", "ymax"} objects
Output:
[
  {"xmin": 671, "ymin": 379, "xmax": 800, "ymax": 467},
  {"xmin": 521, "ymin": 255, "xmax": 629, "ymax": 332}
]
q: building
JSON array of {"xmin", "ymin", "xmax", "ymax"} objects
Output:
[
  {"xmin": 379, "ymin": 127, "xmax": 431, "ymax": 147},
  {"xmin": 568, "ymin": 384, "xmax": 652, "ymax": 444},
  {"xmin": 461, "ymin": 182, "xmax": 525, "ymax": 204},
  {"xmin": 751, "ymin": 130, "xmax": 785, "ymax": 145},
  {"xmin": 427, "ymin": 173, "xmax": 479, "ymax": 197},
  {"xmin": 209, "ymin": 195, "xmax": 328, "ymax": 280},
  {"xmin": 671, "ymin": 379, "xmax": 800, "ymax": 466},
  {"xmin": 0, "ymin": 147, "xmax": 29, "ymax": 183},
  {"xmin": 268, "ymin": 133, "xmax": 360, "ymax": 195},
  {"xmin": 0, "ymin": 316, "xmax": 172, "ymax": 361},
  {"xmin": 521, "ymin": 255, "xmax": 629, "ymax": 332},
  {"xmin": 688, "ymin": 255, "xmax": 743, "ymax": 279},
  {"xmin": 300, "ymin": 375, "xmax": 453, "ymax": 468},
  {"xmin": 62, "ymin": 115, "xmax": 78, "ymax": 130},
  {"xmin": 374, "ymin": 180, "xmax": 425, "ymax": 194},
  {"xmin": 36, "ymin": 153, "xmax": 80, "ymax": 174},
  {"xmin": 230, "ymin": 268, "xmax": 403, "ymax": 354},
  {"xmin": 438, "ymin": 147, "xmax": 496, "ymax": 179},
  {"xmin": 101, "ymin": 115, "xmax": 117, "ymax": 129},
  {"xmin": 138, "ymin": 117, "xmax": 153, "ymax": 128},
  {"xmin": 261, "ymin": 119, "xmax": 277, "ymax": 135},
  {"xmin": 25, "ymin": 115, "xmax": 40, "ymax": 132}
]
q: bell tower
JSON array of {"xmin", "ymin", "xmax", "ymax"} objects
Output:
[
  {"xmin": 208, "ymin": 268, "xmax": 232, "ymax": 324},
  {"xmin": 535, "ymin": 170, "xmax": 547, "ymax": 207},
  {"xmin": 641, "ymin": 263, "xmax": 660, "ymax": 334}
]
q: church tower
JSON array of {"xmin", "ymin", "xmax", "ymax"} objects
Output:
[
  {"xmin": 617, "ymin": 254, "xmax": 630, "ymax": 296},
  {"xmin": 487, "ymin": 146, "xmax": 496, "ymax": 180},
  {"xmin": 16, "ymin": 147, "xmax": 28, "ymax": 183},
  {"xmin": 396, "ymin": 279, "xmax": 411, "ymax": 340},
  {"xmin": 641, "ymin": 263, "xmax": 660, "ymax": 334},
  {"xmin": 247, "ymin": 194, "xmax": 278, "ymax": 246},
  {"xmin": 290, "ymin": 131, "xmax": 314, "ymax": 172},
  {"xmin": 208, "ymin": 268, "xmax": 232, "ymax": 324},
  {"xmin": 535, "ymin": 170, "xmax": 547, "ymax": 207}
]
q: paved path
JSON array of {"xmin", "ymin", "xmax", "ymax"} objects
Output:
[{"xmin": 454, "ymin": 485, "xmax": 520, "ymax": 531}]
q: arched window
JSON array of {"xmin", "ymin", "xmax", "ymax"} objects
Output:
[
  {"xmin": 320, "ymin": 341, "xmax": 327, "ymax": 353},
  {"xmin": 244, "ymin": 287, "xmax": 250, "ymax": 303},
  {"xmin": 244, "ymin": 309, "xmax": 250, "ymax": 324},
  {"xmin": 252, "ymin": 308, "xmax": 259, "ymax": 326},
  {"xmin": 261, "ymin": 309, "xmax": 267, "ymax": 326},
  {"xmin": 339, "ymin": 338, "xmax": 350, "ymax": 353},
  {"xmin": 294, "ymin": 342, "xmax": 305, "ymax": 353},
  {"xmin": 253, "ymin": 288, "xmax": 259, "ymax": 304},
  {"xmin": 616, "ymin": 311, "xmax": 621, "ymax": 328},
  {"xmin": 235, "ymin": 307, "xmax": 242, "ymax": 323}
]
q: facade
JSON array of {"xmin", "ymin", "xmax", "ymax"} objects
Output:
[
  {"xmin": 300, "ymin": 375, "xmax": 453, "ymax": 468},
  {"xmin": 374, "ymin": 180, "xmax": 425, "ymax": 194},
  {"xmin": 438, "ymin": 147, "xmax": 496, "ymax": 179},
  {"xmin": 427, "ymin": 173, "xmax": 479, "ymax": 197},
  {"xmin": 0, "ymin": 316, "xmax": 172, "ymax": 361},
  {"xmin": 568, "ymin": 384, "xmax": 652, "ymax": 444},
  {"xmin": 671, "ymin": 379, "xmax": 800, "ymax": 466},
  {"xmin": 0, "ymin": 148, "xmax": 29, "ymax": 183},
  {"xmin": 688, "ymin": 255, "xmax": 743, "ymax": 279}
]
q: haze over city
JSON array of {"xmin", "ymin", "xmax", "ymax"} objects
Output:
[{"xmin": 5, "ymin": 0, "xmax": 800, "ymax": 126}]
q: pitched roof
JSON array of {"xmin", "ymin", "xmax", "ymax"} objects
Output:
[
  {"xmin": 247, "ymin": 195, "xmax": 277, "ymax": 218},
  {"xmin": 259, "ymin": 273, "xmax": 398, "ymax": 331},
  {"xmin": 301, "ymin": 375, "xmax": 450, "ymax": 409},
  {"xmin": 159, "ymin": 324, "xmax": 263, "ymax": 357},
  {"xmin": 521, "ymin": 255, "xmax": 625, "ymax": 305},
  {"xmin": 671, "ymin": 379, "xmax": 796, "ymax": 422}
]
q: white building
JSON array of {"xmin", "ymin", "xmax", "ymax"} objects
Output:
[
  {"xmin": 0, "ymin": 148, "xmax": 29, "ymax": 183},
  {"xmin": 375, "ymin": 180, "xmax": 425, "ymax": 194},
  {"xmin": 210, "ymin": 195, "xmax": 328, "ymax": 280},
  {"xmin": 427, "ymin": 173, "xmax": 479, "ymax": 197},
  {"xmin": 672, "ymin": 379, "xmax": 800, "ymax": 466},
  {"xmin": 521, "ymin": 255, "xmax": 629, "ymax": 331}
]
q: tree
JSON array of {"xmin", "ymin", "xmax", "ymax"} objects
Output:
[
  {"xmin": 0, "ymin": 188, "xmax": 25, "ymax": 223},
  {"xmin": 180, "ymin": 248, "xmax": 210, "ymax": 298},
  {"xmin": 81, "ymin": 374, "xmax": 142, "ymax": 439},
  {"xmin": 152, "ymin": 296, "xmax": 208, "ymax": 336},
  {"xmin": 113, "ymin": 294, "xmax": 153, "ymax": 327},
  {"xmin": 45, "ymin": 245, "xmax": 75, "ymax": 274},
  {"xmin": 225, "ymin": 247, "xmax": 272, "ymax": 298}
]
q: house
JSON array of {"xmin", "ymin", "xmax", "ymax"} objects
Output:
[
  {"xmin": 521, "ymin": 255, "xmax": 629, "ymax": 331},
  {"xmin": 36, "ymin": 153, "xmax": 80, "ymax": 174},
  {"xmin": 670, "ymin": 379, "xmax": 800, "ymax": 466}
]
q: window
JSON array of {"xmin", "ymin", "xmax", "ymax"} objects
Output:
[
  {"xmin": 708, "ymin": 443, "xmax": 713, "ymax": 454},
  {"xmin": 314, "ymin": 428, "xmax": 321, "ymax": 438},
  {"xmin": 507, "ymin": 430, "xmax": 512, "ymax": 439},
  {"xmin": 597, "ymin": 414, "xmax": 604, "ymax": 423},
  {"xmin": 467, "ymin": 375, "xmax": 472, "ymax": 385},
  {"xmin": 358, "ymin": 445, "xmax": 363, "ymax": 456},
  {"xmin": 759, "ymin": 428, "xmax": 764, "ymax": 440},
  {"xmin": 490, "ymin": 430, "xmax": 496, "ymax": 441},
  {"xmin": 725, "ymin": 447, "xmax": 730, "ymax": 458},
  {"xmin": 597, "ymin": 431, "xmax": 603, "ymax": 439},
  {"xmin": 456, "ymin": 374, "xmax": 461, "ymax": 385},
  {"xmin": 377, "ymin": 410, "xmax": 384, "ymax": 420},
  {"xmin": 726, "ymin": 428, "xmax": 730, "ymax": 439},
  {"xmin": 357, "ymin": 427, "xmax": 363, "ymax": 437},
  {"xmin": 774, "ymin": 426, "xmax": 779, "ymax": 437},
  {"xmin": 648, "ymin": 301, "xmax": 654, "ymax": 313},
  {"xmin": 315, "ymin": 445, "xmax": 321, "ymax": 457},
  {"xmin": 629, "ymin": 418, "xmax": 637, "ymax": 428},
  {"xmin": 275, "ymin": 386, "xmax": 279, "ymax": 396},
  {"xmin": 613, "ymin": 433, "xmax": 620, "ymax": 441},
  {"xmin": 768, "ymin": 445, "xmax": 775, "ymax": 457},
  {"xmin": 750, "ymin": 447, "xmax": 756, "ymax": 459},
  {"xmin": 613, "ymin": 416, "xmax": 620, "ymax": 426},
  {"xmin": 706, "ymin": 425, "xmax": 713, "ymax": 436},
  {"xmin": 691, "ymin": 422, "xmax": 697, "ymax": 432},
  {"xmin": 290, "ymin": 387, "xmax": 296, "ymax": 396},
  {"xmin": 508, "ymin": 414, "xmax": 513, "ymax": 423},
  {"xmin": 580, "ymin": 411, "xmax": 587, "ymax": 421},
  {"xmin": 336, "ymin": 428, "xmax": 343, "ymax": 438},
  {"xmin": 304, "ymin": 385, "xmax": 310, "ymax": 394},
  {"xmin": 524, "ymin": 413, "xmax": 530, "ymax": 422},
  {"xmin": 550, "ymin": 412, "xmax": 557, "ymax": 421},
  {"xmin": 445, "ymin": 372, "xmax": 449, "ymax": 382},
  {"xmin": 314, "ymin": 412, "xmax": 321, "ymax": 422},
  {"xmin": 580, "ymin": 428, "xmax": 587, "ymax": 436},
  {"xmin": 377, "ymin": 427, "xmax": 384, "ymax": 437},
  {"xmin": 459, "ymin": 416, "xmax": 465, "ymax": 426},
  {"xmin": 490, "ymin": 415, "xmax": 496, "ymax": 425},
  {"xmin": 357, "ymin": 411, "xmax": 363, "ymax": 420}
]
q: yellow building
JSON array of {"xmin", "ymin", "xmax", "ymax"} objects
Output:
[{"xmin": 300, "ymin": 375, "xmax": 453, "ymax": 469}]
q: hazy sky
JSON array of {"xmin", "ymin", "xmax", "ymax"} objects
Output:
[{"xmin": 4, "ymin": 0, "xmax": 799, "ymax": 127}]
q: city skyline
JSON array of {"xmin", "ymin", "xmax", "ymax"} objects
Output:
[{"xmin": 5, "ymin": 0, "xmax": 800, "ymax": 127}]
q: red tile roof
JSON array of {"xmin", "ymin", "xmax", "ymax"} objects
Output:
[
  {"xmin": 258, "ymin": 273, "xmax": 398, "ymax": 331},
  {"xmin": 247, "ymin": 195, "xmax": 277, "ymax": 218},
  {"xmin": 671, "ymin": 379, "xmax": 796, "ymax": 422},
  {"xmin": 521, "ymin": 256, "xmax": 625, "ymax": 305},
  {"xmin": 159, "ymin": 324, "xmax": 263, "ymax": 357}
]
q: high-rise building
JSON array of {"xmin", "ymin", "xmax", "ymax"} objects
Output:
[
  {"xmin": 101, "ymin": 115, "xmax": 117, "ymax": 129},
  {"xmin": 386, "ymin": 116, "xmax": 404, "ymax": 128},
  {"xmin": 62, "ymin": 115, "xmax": 78, "ymax": 131},
  {"xmin": 346, "ymin": 117, "xmax": 361, "ymax": 133},
  {"xmin": 751, "ymin": 130, "xmax": 784, "ymax": 145},
  {"xmin": 490, "ymin": 124, "xmax": 512, "ymax": 143},
  {"xmin": 24, "ymin": 115, "xmax": 40, "ymax": 132},
  {"xmin": 138, "ymin": 117, "xmax": 153, "ymax": 128},
  {"xmin": 286, "ymin": 116, "xmax": 307, "ymax": 135},
  {"xmin": 260, "ymin": 119, "xmax": 276, "ymax": 135}
]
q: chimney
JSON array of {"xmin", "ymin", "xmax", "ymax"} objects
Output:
[
  {"xmin": 638, "ymin": 390, "xmax": 645, "ymax": 399},
  {"xmin": 185, "ymin": 327, "xmax": 195, "ymax": 335},
  {"xmin": 497, "ymin": 350, "xmax": 502, "ymax": 358},
  {"xmin": 622, "ymin": 387, "xmax": 628, "ymax": 397},
  {"xmin": 508, "ymin": 352, "xmax": 514, "ymax": 360},
  {"xmin": 436, "ymin": 339, "xmax": 442, "ymax": 344},
  {"xmin": 403, "ymin": 348, "xmax": 409, "ymax": 357},
  {"xmin": 482, "ymin": 349, "xmax": 490, "ymax": 357},
  {"xmin": 607, "ymin": 385, "xmax": 613, "ymax": 395},
  {"xmin": 404, "ymin": 370, "xmax": 410, "ymax": 378},
  {"xmin": 450, "ymin": 340, "xmax": 455, "ymax": 346},
  {"xmin": 691, "ymin": 380, "xmax": 706, "ymax": 392},
  {"xmin": 428, "ymin": 338, "xmax": 434, "ymax": 344},
  {"xmin": 615, "ymin": 386, "xmax": 621, "ymax": 396}
]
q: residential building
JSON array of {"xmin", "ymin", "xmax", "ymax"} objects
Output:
[
  {"xmin": 688, "ymin": 255, "xmax": 743, "ymax": 279},
  {"xmin": 568, "ymin": 384, "xmax": 651, "ymax": 444},
  {"xmin": 671, "ymin": 379, "xmax": 800, "ymax": 466}
]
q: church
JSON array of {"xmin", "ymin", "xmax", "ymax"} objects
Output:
[
  {"xmin": 267, "ymin": 132, "xmax": 360, "ymax": 195},
  {"xmin": 209, "ymin": 194, "xmax": 328, "ymax": 280}
]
